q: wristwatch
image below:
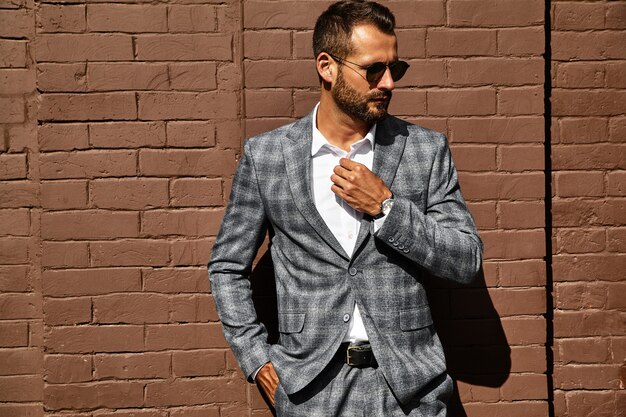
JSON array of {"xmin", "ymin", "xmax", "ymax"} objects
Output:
[{"xmin": 378, "ymin": 194, "xmax": 394, "ymax": 217}]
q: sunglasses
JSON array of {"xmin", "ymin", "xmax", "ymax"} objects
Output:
[{"xmin": 327, "ymin": 52, "xmax": 410, "ymax": 83}]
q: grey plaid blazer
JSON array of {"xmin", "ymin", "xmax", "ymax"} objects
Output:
[{"xmin": 208, "ymin": 111, "xmax": 482, "ymax": 405}]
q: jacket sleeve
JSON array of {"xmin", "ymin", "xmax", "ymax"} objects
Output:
[
  {"xmin": 208, "ymin": 142, "xmax": 270, "ymax": 380},
  {"xmin": 374, "ymin": 133, "xmax": 483, "ymax": 283}
]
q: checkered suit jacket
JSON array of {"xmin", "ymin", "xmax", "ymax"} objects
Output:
[{"xmin": 208, "ymin": 111, "xmax": 482, "ymax": 405}]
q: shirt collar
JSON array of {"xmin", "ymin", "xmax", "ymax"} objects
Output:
[{"xmin": 311, "ymin": 102, "xmax": 377, "ymax": 156}]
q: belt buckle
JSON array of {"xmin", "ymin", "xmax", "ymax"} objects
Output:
[{"xmin": 346, "ymin": 344, "xmax": 370, "ymax": 367}]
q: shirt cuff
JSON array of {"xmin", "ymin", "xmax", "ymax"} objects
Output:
[{"xmin": 373, "ymin": 213, "xmax": 387, "ymax": 233}]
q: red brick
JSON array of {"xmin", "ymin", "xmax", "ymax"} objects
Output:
[
  {"xmin": 607, "ymin": 171, "xmax": 626, "ymax": 196},
  {"xmin": 0, "ymin": 293, "xmax": 39, "ymax": 320},
  {"xmin": 0, "ymin": 40, "xmax": 27, "ymax": 68},
  {"xmin": 0, "ymin": 68, "xmax": 36, "ymax": 94},
  {"xmin": 172, "ymin": 350, "xmax": 225, "ymax": 377},
  {"xmin": 611, "ymin": 338, "xmax": 626, "ymax": 364},
  {"xmin": 555, "ymin": 364, "xmax": 622, "ymax": 390},
  {"xmin": 428, "ymin": 88, "xmax": 496, "ymax": 116},
  {"xmin": 0, "ymin": 97, "xmax": 24, "ymax": 123},
  {"xmin": 553, "ymin": 198, "xmax": 626, "ymax": 227},
  {"xmin": 499, "ymin": 201, "xmax": 545, "ymax": 229},
  {"xmin": 0, "ymin": 237, "xmax": 29, "ymax": 265},
  {"xmin": 94, "ymin": 352, "xmax": 170, "ymax": 379},
  {"xmin": 41, "ymin": 180, "xmax": 88, "ymax": 210},
  {"xmin": 0, "ymin": 348, "xmax": 42, "ymax": 376},
  {"xmin": 388, "ymin": 1, "xmax": 446, "ymax": 27},
  {"xmin": 499, "ymin": 144, "xmax": 545, "ymax": 172},
  {"xmin": 41, "ymin": 150, "xmax": 137, "ymax": 179},
  {"xmin": 90, "ymin": 122, "xmax": 165, "ymax": 149},
  {"xmin": 90, "ymin": 239, "xmax": 169, "ymax": 267},
  {"xmin": 394, "ymin": 59, "xmax": 447, "ymax": 88},
  {"xmin": 0, "ymin": 404, "xmax": 42, "ymax": 417},
  {"xmin": 138, "ymin": 91, "xmax": 237, "ymax": 120},
  {"xmin": 170, "ymin": 178, "xmax": 222, "ymax": 207},
  {"xmin": 44, "ymin": 381, "xmax": 144, "ymax": 410},
  {"xmin": 565, "ymin": 391, "xmax": 618, "ymax": 417},
  {"xmin": 554, "ymin": 2, "xmax": 605, "ymax": 30},
  {"xmin": 606, "ymin": 3, "xmax": 626, "ymax": 29},
  {"xmin": 244, "ymin": 31, "xmax": 291, "ymax": 59},
  {"xmin": 88, "ymin": 4, "xmax": 167, "ymax": 33},
  {"xmin": 450, "ymin": 145, "xmax": 496, "ymax": 172},
  {"xmin": 169, "ymin": 62, "xmax": 217, "ymax": 91},
  {"xmin": 607, "ymin": 282, "xmax": 626, "ymax": 310},
  {"xmin": 171, "ymin": 294, "xmax": 217, "ymax": 323},
  {"xmin": 555, "ymin": 338, "xmax": 610, "ymax": 365},
  {"xmin": 216, "ymin": 120, "xmax": 243, "ymax": 150},
  {"xmin": 554, "ymin": 310, "xmax": 625, "ymax": 337},
  {"xmin": 41, "ymin": 211, "xmax": 139, "ymax": 240},
  {"xmin": 448, "ymin": 0, "xmax": 543, "ymax": 27},
  {"xmin": 458, "ymin": 172, "xmax": 544, "ymax": 200},
  {"xmin": 143, "ymin": 267, "xmax": 210, "ymax": 293},
  {"xmin": 498, "ymin": 259, "xmax": 546, "ymax": 287},
  {"xmin": 0, "ymin": 375, "xmax": 43, "ymax": 402},
  {"xmin": 45, "ymin": 325, "xmax": 144, "ymax": 353},
  {"xmin": 162, "ymin": 123, "xmax": 214, "ymax": 150},
  {"xmin": 454, "ymin": 287, "xmax": 545, "ymax": 317},
  {"xmin": 0, "ymin": 209, "xmax": 29, "ymax": 236},
  {"xmin": 498, "ymin": 86, "xmax": 543, "ymax": 115},
  {"xmin": 38, "ymin": 123, "xmax": 89, "ymax": 151},
  {"xmin": 552, "ymin": 144, "xmax": 626, "ymax": 170},
  {"xmin": 43, "ymin": 268, "xmax": 141, "ymax": 297},
  {"xmin": 501, "ymin": 373, "xmax": 548, "ymax": 400},
  {"xmin": 552, "ymin": 31, "xmax": 626, "ymax": 61},
  {"xmin": 168, "ymin": 5, "xmax": 216, "ymax": 32},
  {"xmin": 44, "ymin": 297, "xmax": 91, "ymax": 326},
  {"xmin": 39, "ymin": 93, "xmax": 137, "ymax": 121},
  {"xmin": 427, "ymin": 28, "xmax": 496, "ymax": 57},
  {"xmin": 0, "ymin": 181, "xmax": 38, "ymax": 208},
  {"xmin": 96, "ymin": 411, "xmax": 169, "ymax": 417},
  {"xmin": 449, "ymin": 58, "xmax": 544, "ymax": 86},
  {"xmin": 43, "ymin": 242, "xmax": 89, "ymax": 268},
  {"xmin": 0, "ymin": 9, "xmax": 33, "ymax": 38},
  {"xmin": 39, "ymin": 4, "xmax": 86, "ymax": 33},
  {"xmin": 510, "ymin": 345, "xmax": 546, "ymax": 373},
  {"xmin": 497, "ymin": 27, "xmax": 544, "ymax": 56},
  {"xmin": 87, "ymin": 63, "xmax": 169, "ymax": 91},
  {"xmin": 607, "ymin": 228, "xmax": 626, "ymax": 252},
  {"xmin": 466, "ymin": 202, "xmax": 496, "ymax": 229},
  {"xmin": 172, "ymin": 238, "xmax": 215, "ymax": 266},
  {"xmin": 553, "ymin": 254, "xmax": 626, "ymax": 281},
  {"xmin": 293, "ymin": 30, "xmax": 313, "ymax": 59},
  {"xmin": 135, "ymin": 34, "xmax": 232, "ymax": 61},
  {"xmin": 7, "ymin": 125, "xmax": 37, "ymax": 153},
  {"xmin": 556, "ymin": 171, "xmax": 605, "ymax": 198},
  {"xmin": 0, "ymin": 322, "xmax": 28, "ymax": 347},
  {"xmin": 555, "ymin": 62, "xmax": 606, "ymax": 89},
  {"xmin": 145, "ymin": 377, "xmax": 245, "ymax": 406},
  {"xmin": 387, "ymin": 89, "xmax": 427, "ymax": 116},
  {"xmin": 0, "ymin": 266, "xmax": 31, "ymax": 292},
  {"xmin": 502, "ymin": 316, "xmax": 546, "ymax": 345},
  {"xmin": 556, "ymin": 281, "xmax": 607, "ymax": 310},
  {"xmin": 145, "ymin": 323, "xmax": 228, "ymax": 350},
  {"xmin": 463, "ymin": 401, "xmax": 548, "ymax": 417},
  {"xmin": 609, "ymin": 116, "xmax": 626, "ymax": 142},
  {"xmin": 93, "ymin": 293, "xmax": 169, "ymax": 324},
  {"xmin": 35, "ymin": 34, "xmax": 134, "ymax": 62},
  {"xmin": 139, "ymin": 149, "xmax": 236, "ymax": 177},
  {"xmin": 245, "ymin": 89, "xmax": 293, "ymax": 118},
  {"xmin": 396, "ymin": 29, "xmax": 426, "ymax": 59},
  {"xmin": 37, "ymin": 63, "xmax": 87, "ymax": 92},
  {"xmin": 91, "ymin": 178, "xmax": 168, "ymax": 209},
  {"xmin": 245, "ymin": 60, "xmax": 318, "ymax": 88},
  {"xmin": 559, "ymin": 117, "xmax": 609, "ymax": 144},
  {"xmin": 44, "ymin": 354, "xmax": 91, "ymax": 383},
  {"xmin": 557, "ymin": 228, "xmax": 606, "ymax": 254},
  {"xmin": 554, "ymin": 90, "xmax": 626, "ymax": 117},
  {"xmin": 606, "ymin": 62, "xmax": 626, "ymax": 88},
  {"xmin": 142, "ymin": 209, "xmax": 223, "ymax": 237},
  {"xmin": 243, "ymin": 1, "xmax": 332, "ymax": 29},
  {"xmin": 449, "ymin": 117, "xmax": 544, "ymax": 143}
]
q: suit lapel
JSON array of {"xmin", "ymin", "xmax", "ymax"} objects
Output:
[
  {"xmin": 353, "ymin": 116, "xmax": 408, "ymax": 252},
  {"xmin": 282, "ymin": 113, "xmax": 350, "ymax": 260}
]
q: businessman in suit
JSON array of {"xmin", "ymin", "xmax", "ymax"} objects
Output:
[{"xmin": 208, "ymin": 1, "xmax": 482, "ymax": 415}]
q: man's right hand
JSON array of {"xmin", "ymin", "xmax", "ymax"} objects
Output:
[{"xmin": 255, "ymin": 361, "xmax": 279, "ymax": 406}]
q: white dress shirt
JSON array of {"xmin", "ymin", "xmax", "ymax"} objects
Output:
[{"xmin": 311, "ymin": 103, "xmax": 384, "ymax": 343}]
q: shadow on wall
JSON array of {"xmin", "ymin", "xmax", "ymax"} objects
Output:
[{"xmin": 249, "ymin": 251, "xmax": 510, "ymax": 417}]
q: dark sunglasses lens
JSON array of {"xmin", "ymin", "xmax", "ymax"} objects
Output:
[
  {"xmin": 365, "ymin": 62, "xmax": 388, "ymax": 82},
  {"xmin": 389, "ymin": 61, "xmax": 409, "ymax": 81}
]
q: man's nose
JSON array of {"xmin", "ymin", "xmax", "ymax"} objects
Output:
[{"xmin": 377, "ymin": 67, "xmax": 395, "ymax": 91}]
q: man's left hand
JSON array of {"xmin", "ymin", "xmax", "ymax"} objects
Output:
[{"xmin": 331, "ymin": 158, "xmax": 392, "ymax": 216}]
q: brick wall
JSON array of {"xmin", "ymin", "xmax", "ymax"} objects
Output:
[
  {"xmin": 0, "ymin": 1, "xmax": 623, "ymax": 416},
  {"xmin": 550, "ymin": 1, "xmax": 626, "ymax": 416}
]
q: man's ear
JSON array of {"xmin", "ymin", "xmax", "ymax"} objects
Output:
[{"xmin": 316, "ymin": 52, "xmax": 334, "ymax": 83}]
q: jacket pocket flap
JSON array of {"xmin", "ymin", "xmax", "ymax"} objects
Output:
[
  {"xmin": 278, "ymin": 312, "xmax": 306, "ymax": 334},
  {"xmin": 399, "ymin": 306, "xmax": 433, "ymax": 331}
]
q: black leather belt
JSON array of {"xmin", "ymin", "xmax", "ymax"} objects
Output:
[{"xmin": 339, "ymin": 343, "xmax": 378, "ymax": 368}]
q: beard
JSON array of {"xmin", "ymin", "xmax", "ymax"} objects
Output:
[{"xmin": 332, "ymin": 68, "xmax": 392, "ymax": 123}]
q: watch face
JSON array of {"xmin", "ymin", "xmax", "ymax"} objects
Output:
[{"xmin": 382, "ymin": 198, "xmax": 394, "ymax": 215}]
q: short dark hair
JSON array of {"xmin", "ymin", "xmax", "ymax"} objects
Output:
[{"xmin": 312, "ymin": 0, "xmax": 396, "ymax": 59}]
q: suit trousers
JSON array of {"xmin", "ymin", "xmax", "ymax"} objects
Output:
[{"xmin": 274, "ymin": 348, "xmax": 452, "ymax": 417}]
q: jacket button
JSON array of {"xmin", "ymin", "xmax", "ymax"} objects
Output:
[
  {"xmin": 388, "ymin": 237, "xmax": 395, "ymax": 243},
  {"xmin": 392, "ymin": 241, "xmax": 399, "ymax": 247},
  {"xmin": 343, "ymin": 314, "xmax": 350, "ymax": 322},
  {"xmin": 348, "ymin": 267, "xmax": 358, "ymax": 276},
  {"xmin": 403, "ymin": 248, "xmax": 410, "ymax": 253},
  {"xmin": 399, "ymin": 244, "xmax": 405, "ymax": 250}
]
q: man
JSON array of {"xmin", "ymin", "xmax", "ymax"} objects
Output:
[{"xmin": 208, "ymin": 1, "xmax": 482, "ymax": 415}]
